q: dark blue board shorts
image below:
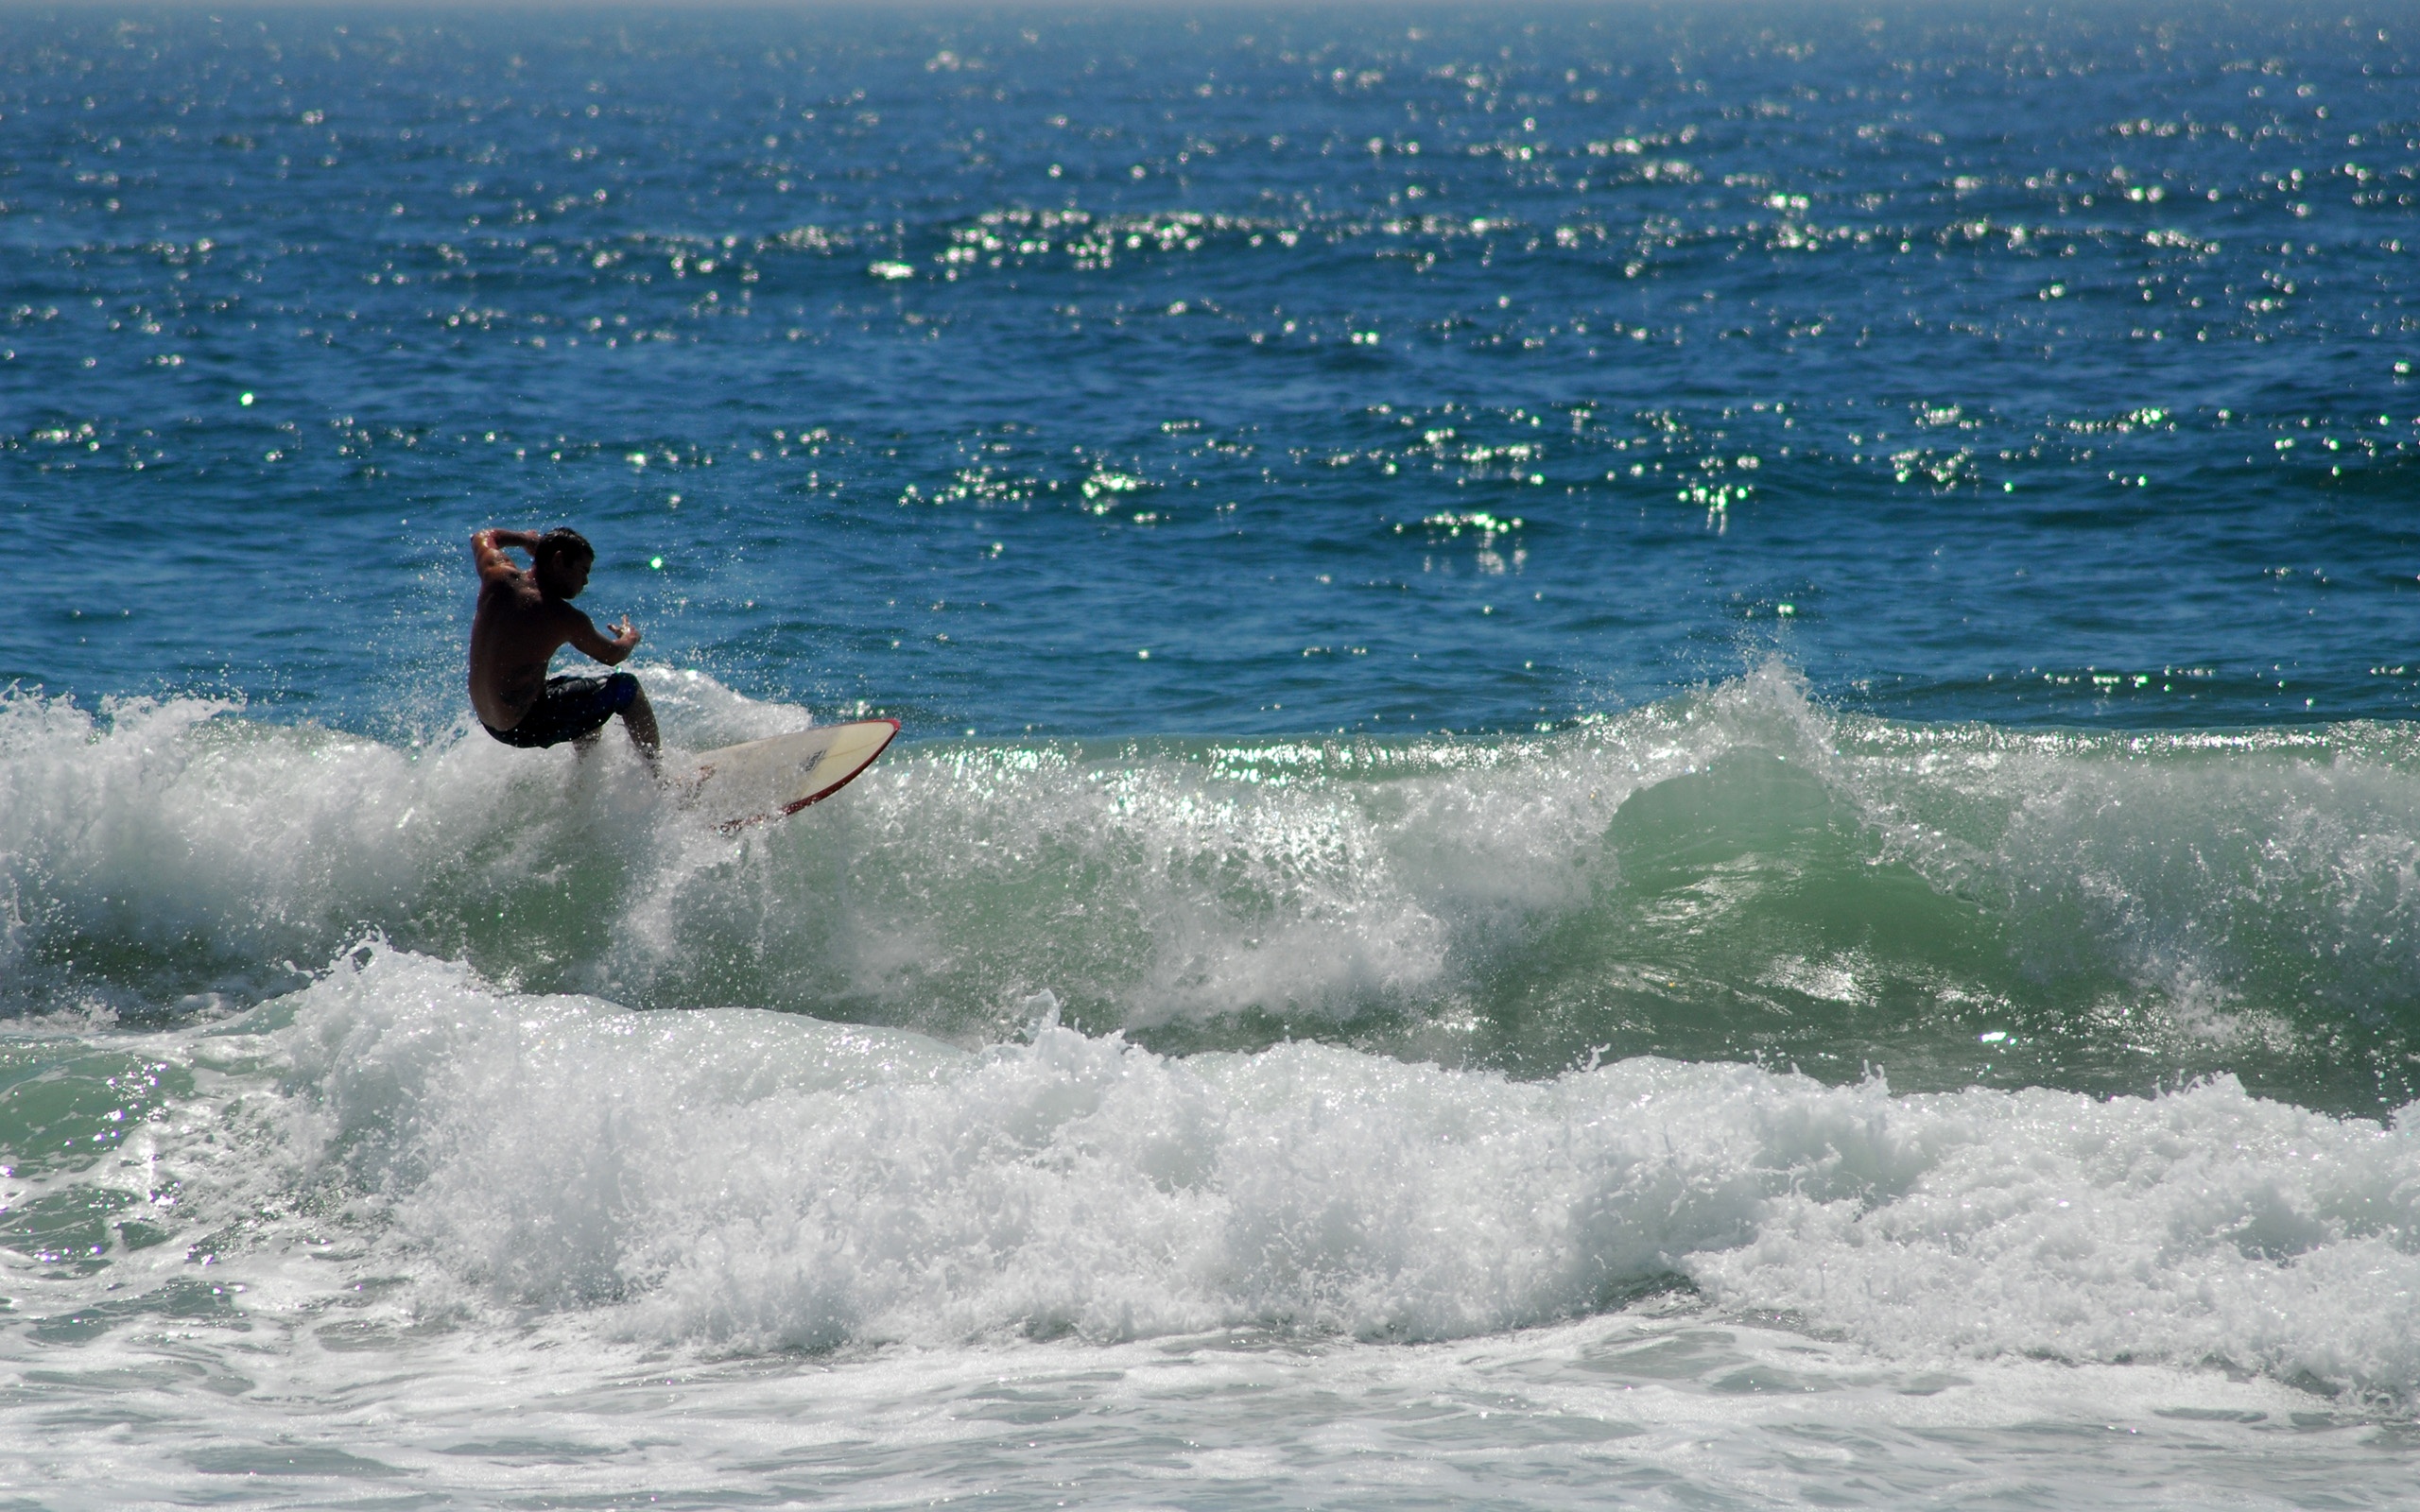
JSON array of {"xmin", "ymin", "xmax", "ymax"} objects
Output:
[{"xmin": 484, "ymin": 673, "xmax": 640, "ymax": 749}]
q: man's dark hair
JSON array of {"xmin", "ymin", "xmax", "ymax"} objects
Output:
[{"xmin": 536, "ymin": 528, "xmax": 594, "ymax": 567}]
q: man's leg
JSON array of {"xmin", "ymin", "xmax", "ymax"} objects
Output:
[{"xmin": 620, "ymin": 682, "xmax": 662, "ymax": 772}]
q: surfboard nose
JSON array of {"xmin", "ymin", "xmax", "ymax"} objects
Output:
[{"xmin": 692, "ymin": 718, "xmax": 900, "ymax": 830}]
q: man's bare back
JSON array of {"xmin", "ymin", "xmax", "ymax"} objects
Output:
[{"xmin": 468, "ymin": 527, "xmax": 660, "ymax": 765}]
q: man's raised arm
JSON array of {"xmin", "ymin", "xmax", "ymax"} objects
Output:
[{"xmin": 471, "ymin": 527, "xmax": 542, "ymax": 585}]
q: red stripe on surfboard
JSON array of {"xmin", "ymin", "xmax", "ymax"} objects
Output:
[
  {"xmin": 715, "ymin": 718, "xmax": 900, "ymax": 833},
  {"xmin": 778, "ymin": 717, "xmax": 900, "ymax": 815}
]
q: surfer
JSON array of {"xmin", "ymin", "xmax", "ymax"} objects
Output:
[{"xmin": 467, "ymin": 526, "xmax": 661, "ymax": 771}]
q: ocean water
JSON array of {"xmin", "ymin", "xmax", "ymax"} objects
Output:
[{"xmin": 6, "ymin": 4, "xmax": 2420, "ymax": 1505}]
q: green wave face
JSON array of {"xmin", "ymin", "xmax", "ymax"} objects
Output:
[{"xmin": 5, "ymin": 665, "xmax": 2417, "ymax": 1114}]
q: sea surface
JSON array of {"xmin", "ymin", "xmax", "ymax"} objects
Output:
[{"xmin": 6, "ymin": 4, "xmax": 2420, "ymax": 1506}]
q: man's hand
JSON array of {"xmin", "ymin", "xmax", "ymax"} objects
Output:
[{"xmin": 565, "ymin": 610, "xmax": 641, "ymax": 666}]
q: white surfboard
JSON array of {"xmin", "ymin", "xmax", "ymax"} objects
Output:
[{"xmin": 688, "ymin": 718, "xmax": 899, "ymax": 831}]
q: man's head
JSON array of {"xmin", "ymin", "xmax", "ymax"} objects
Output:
[{"xmin": 532, "ymin": 528, "xmax": 595, "ymax": 600}]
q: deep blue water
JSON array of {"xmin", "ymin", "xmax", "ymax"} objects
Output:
[
  {"xmin": 8, "ymin": 10, "xmax": 2420, "ymax": 1507},
  {"xmin": 6, "ymin": 3, "xmax": 2418, "ymax": 737}
]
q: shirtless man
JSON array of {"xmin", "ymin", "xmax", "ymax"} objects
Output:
[{"xmin": 468, "ymin": 526, "xmax": 661, "ymax": 769}]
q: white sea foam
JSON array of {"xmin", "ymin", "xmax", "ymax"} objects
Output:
[
  {"xmin": 12, "ymin": 697, "xmax": 2420, "ymax": 1503},
  {"xmin": 180, "ymin": 944, "xmax": 2407, "ymax": 1400}
]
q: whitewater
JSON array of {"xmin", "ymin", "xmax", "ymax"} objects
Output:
[{"xmin": 5, "ymin": 665, "xmax": 2418, "ymax": 1504}]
